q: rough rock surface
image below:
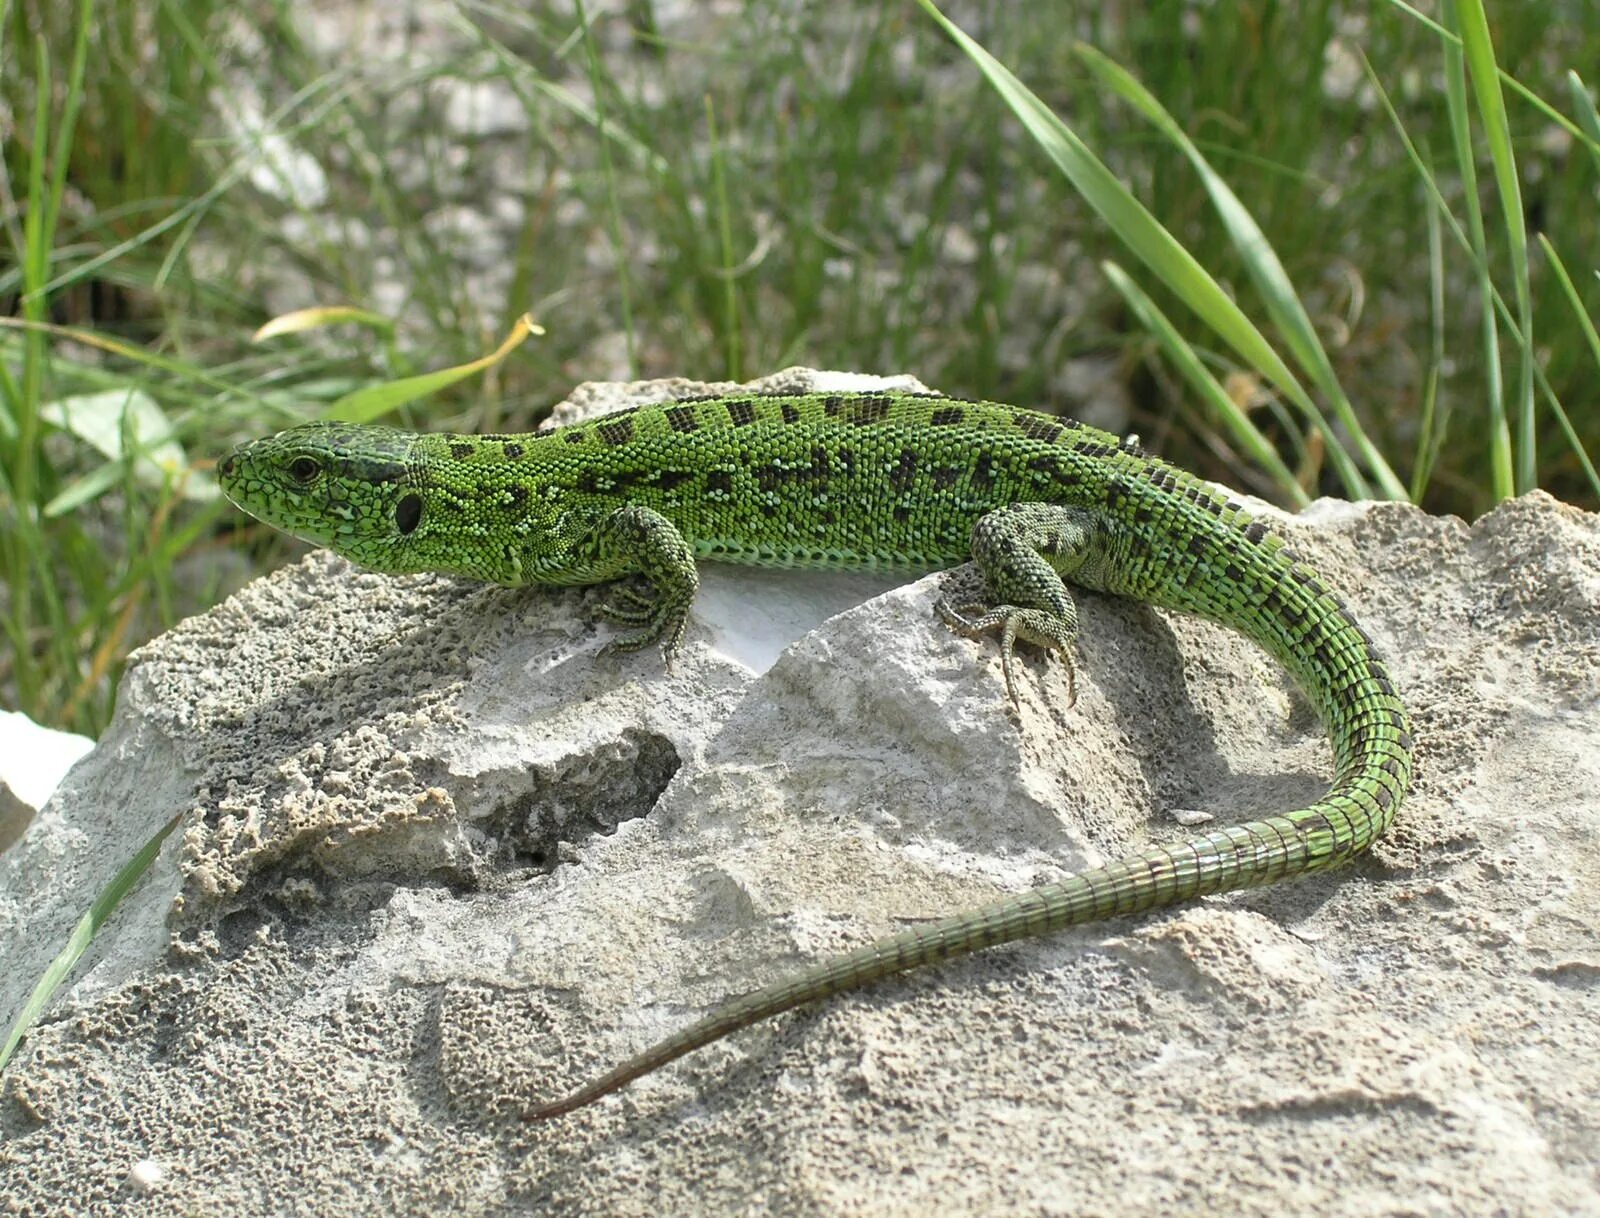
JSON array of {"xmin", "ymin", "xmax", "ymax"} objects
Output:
[{"xmin": 2, "ymin": 372, "xmax": 1598, "ymax": 1216}]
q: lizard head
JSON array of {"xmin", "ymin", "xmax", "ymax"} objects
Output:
[{"xmin": 218, "ymin": 421, "xmax": 435, "ymax": 574}]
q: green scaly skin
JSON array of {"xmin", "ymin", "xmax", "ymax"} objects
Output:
[{"xmin": 219, "ymin": 390, "xmax": 1413, "ymax": 1120}]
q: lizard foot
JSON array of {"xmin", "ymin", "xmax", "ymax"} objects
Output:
[
  {"xmin": 595, "ymin": 579, "xmax": 660, "ymax": 625},
  {"xmin": 595, "ymin": 581, "xmax": 689, "ymax": 665},
  {"xmin": 582, "ymin": 505, "xmax": 698, "ymax": 669},
  {"xmin": 935, "ymin": 598, "xmax": 1077, "ymax": 708}
]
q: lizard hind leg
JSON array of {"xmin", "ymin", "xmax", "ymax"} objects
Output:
[{"xmin": 934, "ymin": 502, "xmax": 1099, "ymax": 706}]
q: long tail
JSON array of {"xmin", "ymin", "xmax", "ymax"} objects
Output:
[{"xmin": 524, "ymin": 740, "xmax": 1409, "ymax": 1120}]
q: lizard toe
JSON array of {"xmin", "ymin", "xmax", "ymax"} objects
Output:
[{"xmin": 936, "ymin": 600, "xmax": 1077, "ymax": 706}]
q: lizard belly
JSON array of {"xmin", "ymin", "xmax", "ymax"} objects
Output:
[{"xmin": 690, "ymin": 535, "xmax": 954, "ymax": 571}]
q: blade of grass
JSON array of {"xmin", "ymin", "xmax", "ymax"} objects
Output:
[
  {"xmin": 1382, "ymin": 0, "xmax": 1600, "ymax": 161},
  {"xmin": 1454, "ymin": 0, "xmax": 1534, "ymax": 494},
  {"xmin": 1568, "ymin": 71, "xmax": 1600, "ymax": 178},
  {"xmin": 1431, "ymin": 17, "xmax": 1512, "ymax": 500},
  {"xmin": 0, "ymin": 811, "xmax": 184, "ymax": 1074},
  {"xmin": 706, "ymin": 95, "xmax": 741, "ymax": 382},
  {"xmin": 574, "ymin": 0, "xmax": 638, "ymax": 377},
  {"xmin": 1101, "ymin": 261, "xmax": 1309, "ymax": 506},
  {"xmin": 1533, "ymin": 234, "xmax": 1600, "ymax": 500},
  {"xmin": 8, "ymin": 15, "xmax": 91, "ymax": 712},
  {"xmin": 42, "ymin": 0, "xmax": 92, "ymax": 225},
  {"xmin": 1071, "ymin": 43, "xmax": 1406, "ymax": 501},
  {"xmin": 1362, "ymin": 48, "xmax": 1588, "ymax": 507},
  {"xmin": 0, "ymin": 317, "xmax": 269, "ymax": 401},
  {"xmin": 1410, "ymin": 186, "xmax": 1448, "ymax": 501},
  {"xmin": 253, "ymin": 306, "xmax": 396, "ymax": 342},
  {"xmin": 914, "ymin": 0, "xmax": 1373, "ymax": 499}
]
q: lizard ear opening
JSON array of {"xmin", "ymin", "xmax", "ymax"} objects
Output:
[{"xmin": 395, "ymin": 493, "xmax": 423, "ymax": 535}]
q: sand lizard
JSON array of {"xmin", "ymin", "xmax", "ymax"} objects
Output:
[{"xmin": 218, "ymin": 389, "xmax": 1413, "ymax": 1119}]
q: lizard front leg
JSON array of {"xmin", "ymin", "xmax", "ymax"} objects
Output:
[
  {"xmin": 570, "ymin": 505, "xmax": 700, "ymax": 661},
  {"xmin": 936, "ymin": 502, "xmax": 1102, "ymax": 706}
]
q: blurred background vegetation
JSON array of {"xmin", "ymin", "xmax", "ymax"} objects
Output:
[{"xmin": 2, "ymin": 0, "xmax": 1597, "ymax": 736}]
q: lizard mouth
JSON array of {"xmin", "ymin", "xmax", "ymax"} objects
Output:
[
  {"xmin": 215, "ymin": 448, "xmax": 246, "ymax": 502},
  {"xmin": 216, "ymin": 445, "xmax": 261, "ymax": 512}
]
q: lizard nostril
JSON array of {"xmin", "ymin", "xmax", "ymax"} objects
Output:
[{"xmin": 219, "ymin": 454, "xmax": 237, "ymax": 477}]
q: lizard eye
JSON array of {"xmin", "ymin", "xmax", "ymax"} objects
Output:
[
  {"xmin": 394, "ymin": 493, "xmax": 423, "ymax": 535},
  {"xmin": 288, "ymin": 456, "xmax": 321, "ymax": 484}
]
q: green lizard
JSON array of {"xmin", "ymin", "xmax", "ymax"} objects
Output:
[{"xmin": 218, "ymin": 388, "xmax": 1412, "ymax": 1120}]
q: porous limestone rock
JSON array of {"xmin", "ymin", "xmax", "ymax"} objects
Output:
[{"xmin": 2, "ymin": 371, "xmax": 1597, "ymax": 1216}]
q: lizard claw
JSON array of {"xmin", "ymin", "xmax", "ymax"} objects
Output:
[
  {"xmin": 595, "ymin": 585, "xmax": 688, "ymax": 666},
  {"xmin": 596, "ymin": 625, "xmax": 687, "ymax": 667},
  {"xmin": 596, "ymin": 580, "xmax": 660, "ymax": 626},
  {"xmin": 935, "ymin": 597, "xmax": 1077, "ymax": 709}
]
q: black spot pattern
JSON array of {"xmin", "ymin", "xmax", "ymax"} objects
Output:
[
  {"xmin": 1015, "ymin": 413, "xmax": 1065, "ymax": 444},
  {"xmin": 972, "ymin": 452, "xmax": 997, "ymax": 488},
  {"xmin": 654, "ymin": 469, "xmax": 693, "ymax": 491},
  {"xmin": 599, "ymin": 419, "xmax": 635, "ymax": 446},
  {"xmin": 847, "ymin": 396, "xmax": 892, "ymax": 426},
  {"xmin": 890, "ymin": 449, "xmax": 919, "ymax": 491}
]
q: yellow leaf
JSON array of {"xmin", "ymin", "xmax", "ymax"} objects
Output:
[
  {"xmin": 252, "ymin": 306, "xmax": 396, "ymax": 342},
  {"xmin": 325, "ymin": 314, "xmax": 545, "ymax": 424}
]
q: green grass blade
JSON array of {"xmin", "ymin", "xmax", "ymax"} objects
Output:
[
  {"xmin": 1363, "ymin": 49, "xmax": 1579, "ymax": 508},
  {"xmin": 1410, "ymin": 192, "xmax": 1448, "ymax": 502},
  {"xmin": 1533, "ymin": 234, "xmax": 1600, "ymax": 500},
  {"xmin": 1430, "ymin": 17, "xmax": 1512, "ymax": 500},
  {"xmin": 915, "ymin": 0, "xmax": 1372, "ymax": 499},
  {"xmin": 1454, "ymin": 0, "xmax": 1534, "ymax": 494},
  {"xmin": 0, "ymin": 811, "xmax": 184, "ymax": 1074},
  {"xmin": 1101, "ymin": 261, "xmax": 1309, "ymax": 506},
  {"xmin": 7, "ymin": 30, "xmax": 62, "ymax": 708},
  {"xmin": 1568, "ymin": 71, "xmax": 1600, "ymax": 177},
  {"xmin": 574, "ymin": 0, "xmax": 638, "ymax": 378},
  {"xmin": 1071, "ymin": 43, "xmax": 1406, "ymax": 502},
  {"xmin": 41, "ymin": 0, "xmax": 94, "ymax": 272},
  {"xmin": 707, "ymin": 95, "xmax": 742, "ymax": 382},
  {"xmin": 0, "ymin": 317, "xmax": 267, "ymax": 402}
]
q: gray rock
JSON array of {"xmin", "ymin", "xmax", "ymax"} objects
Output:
[{"xmin": 2, "ymin": 373, "xmax": 1597, "ymax": 1216}]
